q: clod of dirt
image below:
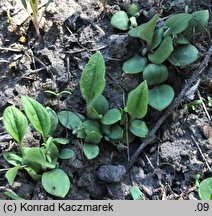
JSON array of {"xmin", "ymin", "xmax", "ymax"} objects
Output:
[
  {"xmin": 96, "ymin": 164, "xmax": 126, "ymax": 183},
  {"xmin": 12, "ymin": 179, "xmax": 34, "ymax": 200},
  {"xmin": 108, "ymin": 34, "xmax": 129, "ymax": 59},
  {"xmin": 160, "ymin": 139, "xmax": 194, "ymax": 165},
  {"xmin": 77, "ymin": 172, "xmax": 103, "ymax": 199},
  {"xmin": 106, "ymin": 183, "xmax": 130, "ymax": 200}
]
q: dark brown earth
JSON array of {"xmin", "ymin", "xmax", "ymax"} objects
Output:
[{"xmin": 0, "ymin": 0, "xmax": 211, "ymax": 200}]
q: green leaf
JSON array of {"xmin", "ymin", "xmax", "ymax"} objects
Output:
[
  {"xmin": 22, "ymin": 147, "xmax": 55, "ymax": 173},
  {"xmin": 130, "ymin": 186, "xmax": 143, "ymax": 200},
  {"xmin": 139, "ymin": 13, "xmax": 160, "ymax": 46},
  {"xmin": 73, "ymin": 127, "xmax": 86, "ymax": 139},
  {"xmin": 151, "ymin": 28, "xmax": 164, "ymax": 49},
  {"xmin": 129, "ymin": 120, "xmax": 149, "ymax": 138},
  {"xmin": 111, "ymin": 11, "xmax": 129, "ymax": 30},
  {"xmin": 53, "ymin": 138, "xmax": 70, "ymax": 145},
  {"xmin": 4, "ymin": 191, "xmax": 25, "ymax": 200},
  {"xmin": 82, "ymin": 120, "xmax": 101, "ymax": 134},
  {"xmin": 80, "ymin": 52, "xmax": 105, "ymax": 106},
  {"xmin": 91, "ymin": 95, "xmax": 109, "ymax": 115},
  {"xmin": 21, "ymin": 0, "xmax": 28, "ymax": 9},
  {"xmin": 46, "ymin": 107, "xmax": 58, "ymax": 136},
  {"xmin": 184, "ymin": 10, "xmax": 209, "ymax": 36},
  {"xmin": 3, "ymin": 106, "xmax": 28, "ymax": 145},
  {"xmin": 42, "ymin": 169, "xmax": 70, "ymax": 198},
  {"xmin": 6, "ymin": 166, "xmax": 20, "ymax": 186},
  {"xmin": 3, "ymin": 152, "xmax": 22, "ymax": 166},
  {"xmin": 24, "ymin": 166, "xmax": 41, "ymax": 181},
  {"xmin": 143, "ymin": 64, "xmax": 169, "ymax": 86},
  {"xmin": 127, "ymin": 3, "xmax": 140, "ymax": 17},
  {"xmin": 108, "ymin": 124, "xmax": 123, "ymax": 140},
  {"xmin": 168, "ymin": 44, "xmax": 199, "ymax": 67},
  {"xmin": 148, "ymin": 36, "xmax": 174, "ymax": 64},
  {"xmin": 175, "ymin": 34, "xmax": 190, "ymax": 45},
  {"xmin": 101, "ymin": 108, "xmax": 122, "ymax": 125},
  {"xmin": 165, "ymin": 13, "xmax": 193, "ymax": 34},
  {"xmin": 149, "ymin": 85, "xmax": 174, "ymax": 111},
  {"xmin": 59, "ymin": 149, "xmax": 75, "ymax": 160},
  {"xmin": 85, "ymin": 131, "xmax": 102, "ymax": 144},
  {"xmin": 198, "ymin": 178, "xmax": 212, "ymax": 200},
  {"xmin": 125, "ymin": 81, "xmax": 148, "ymax": 119},
  {"xmin": 58, "ymin": 111, "xmax": 83, "ymax": 130},
  {"xmin": 122, "ymin": 55, "xmax": 147, "ymax": 74},
  {"xmin": 128, "ymin": 25, "xmax": 144, "ymax": 38},
  {"xmin": 101, "ymin": 124, "xmax": 111, "ymax": 136},
  {"xmin": 21, "ymin": 96, "xmax": 51, "ymax": 141},
  {"xmin": 46, "ymin": 143, "xmax": 59, "ymax": 165},
  {"xmin": 83, "ymin": 143, "xmax": 99, "ymax": 159}
]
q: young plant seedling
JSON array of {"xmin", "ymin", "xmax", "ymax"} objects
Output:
[
  {"xmin": 112, "ymin": 9, "xmax": 209, "ymax": 111},
  {"xmin": 21, "ymin": 0, "xmax": 52, "ymax": 40},
  {"xmin": 3, "ymin": 96, "xmax": 74, "ymax": 198},
  {"xmin": 59, "ymin": 52, "xmax": 150, "ymax": 160}
]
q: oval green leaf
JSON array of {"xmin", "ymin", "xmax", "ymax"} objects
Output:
[
  {"xmin": 143, "ymin": 64, "xmax": 169, "ymax": 86},
  {"xmin": 42, "ymin": 169, "xmax": 70, "ymax": 198},
  {"xmin": 111, "ymin": 11, "xmax": 129, "ymax": 30},
  {"xmin": 108, "ymin": 124, "xmax": 123, "ymax": 140},
  {"xmin": 83, "ymin": 143, "xmax": 99, "ymax": 160},
  {"xmin": 53, "ymin": 138, "xmax": 70, "ymax": 145},
  {"xmin": 129, "ymin": 120, "xmax": 149, "ymax": 138},
  {"xmin": 21, "ymin": 96, "xmax": 51, "ymax": 141},
  {"xmin": 3, "ymin": 106, "xmax": 28, "ymax": 144},
  {"xmin": 165, "ymin": 13, "xmax": 193, "ymax": 34},
  {"xmin": 198, "ymin": 178, "xmax": 212, "ymax": 200},
  {"xmin": 58, "ymin": 111, "xmax": 83, "ymax": 130},
  {"xmin": 91, "ymin": 94, "xmax": 109, "ymax": 115},
  {"xmin": 168, "ymin": 44, "xmax": 199, "ymax": 67},
  {"xmin": 151, "ymin": 28, "xmax": 164, "ymax": 49},
  {"xmin": 85, "ymin": 131, "xmax": 102, "ymax": 144},
  {"xmin": 82, "ymin": 120, "xmax": 101, "ymax": 134},
  {"xmin": 149, "ymin": 85, "xmax": 174, "ymax": 111},
  {"xmin": 6, "ymin": 166, "xmax": 20, "ymax": 186},
  {"xmin": 125, "ymin": 81, "xmax": 148, "ymax": 119},
  {"xmin": 80, "ymin": 52, "xmax": 105, "ymax": 106},
  {"xmin": 3, "ymin": 152, "xmax": 22, "ymax": 166},
  {"xmin": 59, "ymin": 149, "xmax": 75, "ymax": 160},
  {"xmin": 122, "ymin": 55, "xmax": 147, "ymax": 74},
  {"xmin": 148, "ymin": 36, "xmax": 174, "ymax": 64},
  {"xmin": 101, "ymin": 108, "xmax": 122, "ymax": 125},
  {"xmin": 46, "ymin": 107, "xmax": 58, "ymax": 136}
]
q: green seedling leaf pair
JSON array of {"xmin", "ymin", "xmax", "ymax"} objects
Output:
[
  {"xmin": 110, "ymin": 4, "xmax": 140, "ymax": 30},
  {"xmin": 3, "ymin": 96, "xmax": 74, "ymax": 198}
]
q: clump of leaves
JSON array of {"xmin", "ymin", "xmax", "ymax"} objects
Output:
[
  {"xmin": 21, "ymin": 0, "xmax": 52, "ymax": 39},
  {"xmin": 111, "ymin": 3, "xmax": 140, "ymax": 30},
  {"xmin": 111, "ymin": 9, "xmax": 209, "ymax": 111},
  {"xmin": 59, "ymin": 52, "xmax": 149, "ymax": 160},
  {"xmin": 3, "ymin": 96, "xmax": 74, "ymax": 198}
]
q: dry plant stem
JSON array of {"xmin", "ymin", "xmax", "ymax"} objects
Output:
[
  {"xmin": 126, "ymin": 46, "xmax": 212, "ymax": 171},
  {"xmin": 197, "ymin": 90, "xmax": 211, "ymax": 121},
  {"xmin": 191, "ymin": 135, "xmax": 212, "ymax": 171}
]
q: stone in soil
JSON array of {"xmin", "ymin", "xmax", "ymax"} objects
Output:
[{"xmin": 96, "ymin": 164, "xmax": 126, "ymax": 183}]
